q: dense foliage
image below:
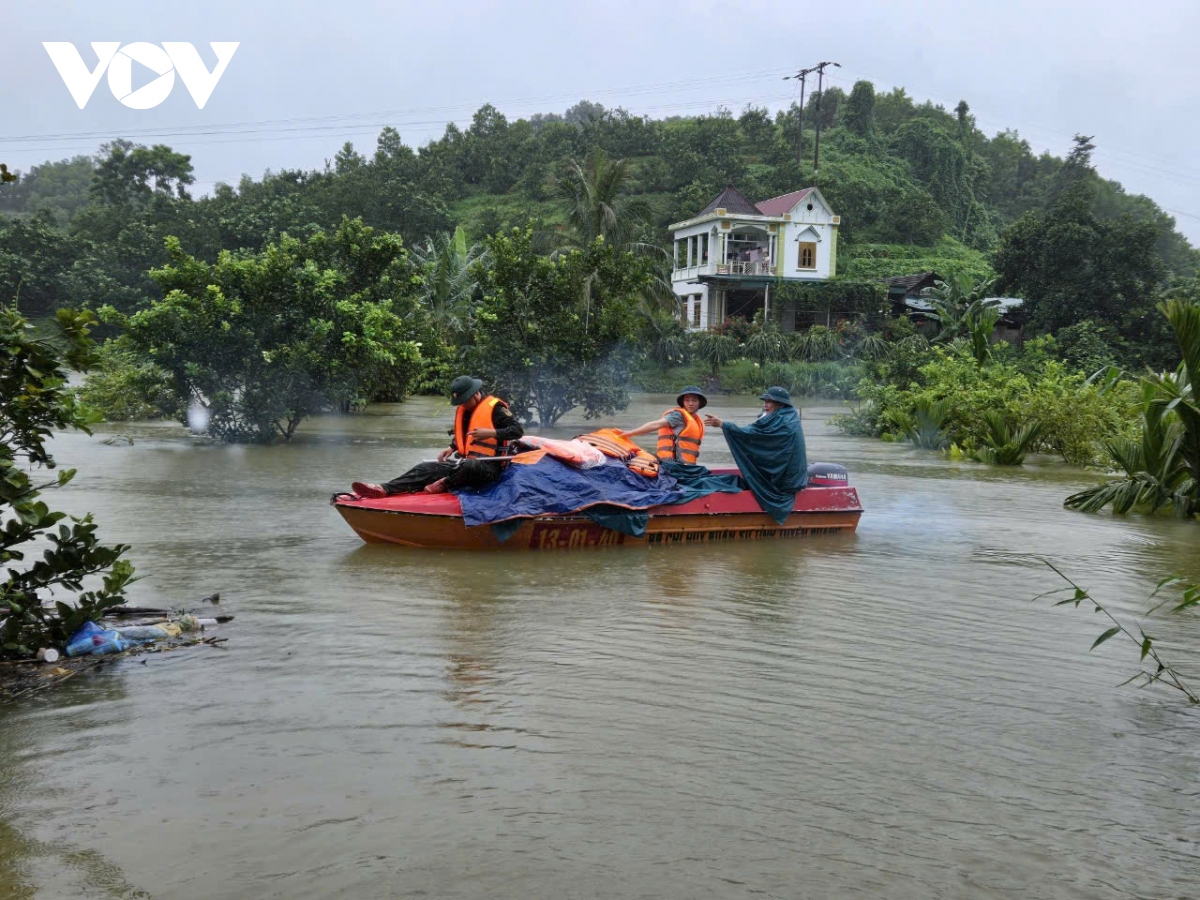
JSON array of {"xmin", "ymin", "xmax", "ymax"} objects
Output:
[
  {"xmin": 3, "ymin": 89, "xmax": 1195, "ymax": 344},
  {"xmin": 469, "ymin": 229, "xmax": 652, "ymax": 426},
  {"xmin": 0, "ymin": 306, "xmax": 134, "ymax": 659},
  {"xmin": 3, "ymin": 80, "xmax": 1197, "ymax": 440},
  {"xmin": 831, "ymin": 326, "xmax": 1139, "ymax": 468},
  {"xmin": 102, "ymin": 219, "xmax": 427, "ymax": 442},
  {"xmin": 1065, "ymin": 297, "xmax": 1200, "ymax": 518}
]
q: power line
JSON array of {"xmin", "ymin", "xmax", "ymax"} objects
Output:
[
  {"xmin": 2, "ymin": 93, "xmax": 806, "ymax": 156},
  {"xmin": 1, "ymin": 67, "xmax": 796, "ymax": 147}
]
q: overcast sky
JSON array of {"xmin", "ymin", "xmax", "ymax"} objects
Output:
[{"xmin": 4, "ymin": 0, "xmax": 1199, "ymax": 245}]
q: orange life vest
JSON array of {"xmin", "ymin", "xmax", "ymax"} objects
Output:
[
  {"xmin": 656, "ymin": 407, "xmax": 704, "ymax": 464},
  {"xmin": 576, "ymin": 429, "xmax": 660, "ymax": 478},
  {"xmin": 454, "ymin": 396, "xmax": 510, "ymax": 458}
]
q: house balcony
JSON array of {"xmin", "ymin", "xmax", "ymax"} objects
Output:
[
  {"xmin": 672, "ymin": 258, "xmax": 777, "ymax": 282},
  {"xmin": 715, "ymin": 260, "xmax": 775, "ymax": 276}
]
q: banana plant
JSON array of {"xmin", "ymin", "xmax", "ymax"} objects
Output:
[{"xmin": 1066, "ymin": 299, "xmax": 1199, "ymax": 518}]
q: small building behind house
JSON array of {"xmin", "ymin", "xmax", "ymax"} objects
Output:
[
  {"xmin": 882, "ymin": 271, "xmax": 942, "ymax": 317},
  {"xmin": 885, "ymin": 271, "xmax": 1027, "ymax": 345}
]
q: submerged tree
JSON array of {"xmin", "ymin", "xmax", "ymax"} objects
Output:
[
  {"xmin": 469, "ymin": 228, "xmax": 651, "ymax": 426},
  {"xmin": 104, "ymin": 218, "xmax": 427, "ymax": 442}
]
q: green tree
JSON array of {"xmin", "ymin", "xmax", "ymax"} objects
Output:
[
  {"xmin": 1, "ymin": 306, "xmax": 135, "ymax": 659},
  {"xmin": 994, "ymin": 142, "xmax": 1165, "ymax": 340},
  {"xmin": 104, "ymin": 218, "xmax": 427, "ymax": 442},
  {"xmin": 552, "ymin": 149, "xmax": 654, "ymax": 251},
  {"xmin": 0, "ymin": 212, "xmax": 90, "ymax": 317},
  {"xmin": 925, "ymin": 273, "xmax": 1003, "ymax": 368},
  {"xmin": 411, "ymin": 225, "xmax": 486, "ymax": 339},
  {"xmin": 843, "ymin": 81, "xmax": 876, "ymax": 139},
  {"xmin": 693, "ymin": 329, "xmax": 738, "ymax": 378},
  {"xmin": 469, "ymin": 228, "xmax": 650, "ymax": 426},
  {"xmin": 0, "ymin": 155, "xmax": 94, "ymax": 223},
  {"xmin": 90, "ymin": 139, "xmax": 195, "ymax": 207}
]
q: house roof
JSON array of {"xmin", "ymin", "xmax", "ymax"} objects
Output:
[
  {"xmin": 698, "ymin": 184, "xmax": 761, "ymax": 217},
  {"xmin": 755, "ymin": 188, "xmax": 813, "ymax": 217},
  {"xmin": 882, "ymin": 272, "xmax": 942, "ymax": 295}
]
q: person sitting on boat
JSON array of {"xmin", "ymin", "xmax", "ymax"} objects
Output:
[
  {"xmin": 702, "ymin": 386, "xmax": 808, "ymax": 523},
  {"xmin": 352, "ymin": 376, "xmax": 524, "ymax": 498},
  {"xmin": 619, "ymin": 386, "xmax": 707, "ymax": 464}
]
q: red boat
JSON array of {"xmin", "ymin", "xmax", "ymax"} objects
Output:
[{"xmin": 333, "ymin": 465, "xmax": 862, "ymax": 551}]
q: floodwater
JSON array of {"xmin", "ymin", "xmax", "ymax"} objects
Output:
[{"xmin": 2, "ymin": 394, "xmax": 1199, "ymax": 899}]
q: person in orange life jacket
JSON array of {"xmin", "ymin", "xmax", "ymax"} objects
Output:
[
  {"xmin": 352, "ymin": 376, "xmax": 524, "ymax": 498},
  {"xmin": 619, "ymin": 386, "xmax": 707, "ymax": 464}
]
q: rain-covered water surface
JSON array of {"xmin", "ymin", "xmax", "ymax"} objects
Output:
[{"xmin": 2, "ymin": 394, "xmax": 1199, "ymax": 899}]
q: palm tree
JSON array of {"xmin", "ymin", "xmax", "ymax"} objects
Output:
[
  {"xmin": 410, "ymin": 225, "xmax": 486, "ymax": 338},
  {"xmin": 552, "ymin": 149, "xmax": 673, "ymax": 335},
  {"xmin": 888, "ymin": 398, "xmax": 952, "ymax": 450},
  {"xmin": 744, "ymin": 322, "xmax": 790, "ymax": 368},
  {"xmin": 693, "ymin": 330, "xmax": 738, "ymax": 379},
  {"xmin": 552, "ymin": 149, "xmax": 655, "ymax": 253}
]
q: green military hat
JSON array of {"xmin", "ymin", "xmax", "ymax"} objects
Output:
[
  {"xmin": 676, "ymin": 385, "xmax": 708, "ymax": 409},
  {"xmin": 758, "ymin": 386, "xmax": 793, "ymax": 407},
  {"xmin": 449, "ymin": 375, "xmax": 484, "ymax": 406}
]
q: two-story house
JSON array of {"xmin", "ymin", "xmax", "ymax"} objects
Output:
[{"xmin": 670, "ymin": 184, "xmax": 839, "ymax": 331}]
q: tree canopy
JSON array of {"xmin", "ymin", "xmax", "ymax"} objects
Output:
[
  {"xmin": 469, "ymin": 228, "xmax": 653, "ymax": 426},
  {"xmin": 103, "ymin": 218, "xmax": 428, "ymax": 442},
  {"xmin": 1, "ymin": 82, "xmax": 1195, "ymax": 372}
]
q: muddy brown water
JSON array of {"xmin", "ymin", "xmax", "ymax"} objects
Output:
[{"xmin": 2, "ymin": 394, "xmax": 1199, "ymax": 899}]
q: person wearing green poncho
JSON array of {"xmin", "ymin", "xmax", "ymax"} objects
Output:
[{"xmin": 703, "ymin": 386, "xmax": 808, "ymax": 524}]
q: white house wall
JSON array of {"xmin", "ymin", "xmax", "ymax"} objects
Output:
[
  {"xmin": 672, "ymin": 282, "xmax": 713, "ymax": 330},
  {"xmin": 779, "ymin": 191, "xmax": 836, "ymax": 280}
]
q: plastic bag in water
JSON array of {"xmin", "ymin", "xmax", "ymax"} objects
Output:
[
  {"xmin": 112, "ymin": 622, "xmax": 183, "ymax": 644},
  {"xmin": 65, "ymin": 621, "xmax": 129, "ymax": 657}
]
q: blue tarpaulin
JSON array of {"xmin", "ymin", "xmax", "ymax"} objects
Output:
[{"xmin": 456, "ymin": 456, "xmax": 683, "ymax": 528}]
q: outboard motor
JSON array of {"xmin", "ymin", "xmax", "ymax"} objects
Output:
[{"xmin": 807, "ymin": 462, "xmax": 849, "ymax": 487}]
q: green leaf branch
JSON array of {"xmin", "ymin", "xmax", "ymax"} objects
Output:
[{"xmin": 1034, "ymin": 559, "xmax": 1198, "ymax": 703}]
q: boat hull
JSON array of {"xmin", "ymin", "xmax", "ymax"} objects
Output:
[{"xmin": 334, "ymin": 482, "xmax": 862, "ymax": 551}]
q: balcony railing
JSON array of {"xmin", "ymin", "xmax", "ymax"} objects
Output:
[
  {"xmin": 673, "ymin": 258, "xmax": 775, "ymax": 280},
  {"xmin": 716, "ymin": 260, "xmax": 774, "ymax": 276}
]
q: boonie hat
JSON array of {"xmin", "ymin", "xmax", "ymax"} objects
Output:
[
  {"xmin": 758, "ymin": 386, "xmax": 793, "ymax": 407},
  {"xmin": 676, "ymin": 385, "xmax": 708, "ymax": 409},
  {"xmin": 450, "ymin": 375, "xmax": 484, "ymax": 406}
]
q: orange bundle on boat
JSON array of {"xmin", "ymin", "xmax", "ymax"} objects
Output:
[
  {"xmin": 575, "ymin": 429, "xmax": 660, "ymax": 478},
  {"xmin": 516, "ymin": 435, "xmax": 607, "ymax": 468}
]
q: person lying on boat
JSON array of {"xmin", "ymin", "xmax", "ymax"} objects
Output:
[
  {"xmin": 352, "ymin": 376, "xmax": 524, "ymax": 498},
  {"xmin": 619, "ymin": 385, "xmax": 707, "ymax": 465},
  {"xmin": 702, "ymin": 386, "xmax": 808, "ymax": 523}
]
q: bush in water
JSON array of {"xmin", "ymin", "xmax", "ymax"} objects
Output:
[{"xmin": 0, "ymin": 306, "xmax": 134, "ymax": 659}]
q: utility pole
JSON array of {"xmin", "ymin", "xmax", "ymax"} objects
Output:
[
  {"xmin": 783, "ymin": 66, "xmax": 816, "ymax": 175},
  {"xmin": 811, "ymin": 60, "xmax": 840, "ymax": 174}
]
